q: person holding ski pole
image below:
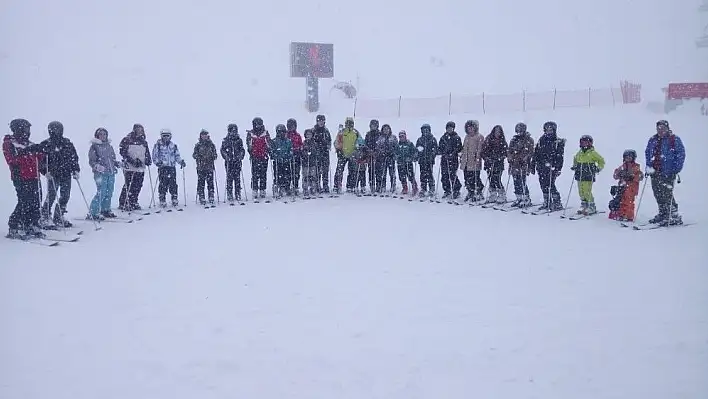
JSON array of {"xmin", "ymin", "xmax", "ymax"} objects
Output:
[
  {"xmin": 396, "ymin": 130, "xmax": 418, "ymax": 196},
  {"xmin": 459, "ymin": 120, "xmax": 485, "ymax": 202},
  {"xmin": 438, "ymin": 121, "xmax": 463, "ymax": 199},
  {"xmin": 87, "ymin": 127, "xmax": 120, "ymax": 220},
  {"xmin": 531, "ymin": 121, "xmax": 565, "ymax": 211},
  {"xmin": 38, "ymin": 121, "xmax": 80, "ymax": 228},
  {"xmin": 152, "ymin": 128, "xmax": 186, "ymax": 208},
  {"xmin": 644, "ymin": 119, "xmax": 686, "ymax": 225},
  {"xmin": 193, "ymin": 129, "xmax": 218, "ymax": 206},
  {"xmin": 415, "ymin": 123, "xmax": 438, "ymax": 198},
  {"xmin": 507, "ymin": 123, "xmax": 534, "ymax": 208},
  {"xmin": 570, "ymin": 135, "xmax": 605, "ymax": 215},
  {"xmin": 118, "ymin": 123, "xmax": 151, "ymax": 211},
  {"xmin": 608, "ymin": 150, "xmax": 642, "ymax": 222},
  {"xmin": 221, "ymin": 123, "xmax": 245, "ymax": 204}
]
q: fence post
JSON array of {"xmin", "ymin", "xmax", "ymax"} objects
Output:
[
  {"xmin": 588, "ymin": 87, "xmax": 591, "ymax": 108},
  {"xmin": 353, "ymin": 97, "xmax": 358, "ymax": 118},
  {"xmin": 482, "ymin": 92, "xmax": 486, "ymax": 114},
  {"xmin": 553, "ymin": 88, "xmax": 557, "ymax": 110},
  {"xmin": 448, "ymin": 92, "xmax": 452, "ymax": 116},
  {"xmin": 523, "ymin": 90, "xmax": 526, "ymax": 112},
  {"xmin": 610, "ymin": 87, "xmax": 616, "ymax": 107},
  {"xmin": 397, "ymin": 96, "xmax": 402, "ymax": 118}
]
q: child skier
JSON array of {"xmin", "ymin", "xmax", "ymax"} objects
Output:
[
  {"xmin": 351, "ymin": 136, "xmax": 368, "ymax": 194},
  {"xmin": 87, "ymin": 127, "xmax": 120, "ymax": 220},
  {"xmin": 285, "ymin": 118, "xmax": 303, "ymax": 196},
  {"xmin": 152, "ymin": 129, "xmax": 186, "ymax": 208},
  {"xmin": 571, "ymin": 135, "xmax": 605, "ymax": 215},
  {"xmin": 246, "ymin": 117, "xmax": 271, "ymax": 199},
  {"xmin": 38, "ymin": 121, "xmax": 80, "ymax": 228},
  {"xmin": 608, "ymin": 150, "xmax": 643, "ymax": 222},
  {"xmin": 481, "ymin": 124, "xmax": 508, "ymax": 204},
  {"xmin": 374, "ymin": 124, "xmax": 398, "ymax": 193},
  {"xmin": 396, "ymin": 130, "xmax": 418, "ymax": 196},
  {"xmin": 532, "ymin": 121, "xmax": 565, "ymax": 211},
  {"xmin": 221, "ymin": 123, "xmax": 245, "ymax": 203},
  {"xmin": 438, "ymin": 121, "xmax": 463, "ymax": 199},
  {"xmin": 507, "ymin": 123, "xmax": 534, "ymax": 208},
  {"xmin": 192, "ymin": 129, "xmax": 218, "ymax": 206},
  {"xmin": 415, "ymin": 124, "xmax": 438, "ymax": 197},
  {"xmin": 301, "ymin": 129, "xmax": 319, "ymax": 197},
  {"xmin": 270, "ymin": 124, "xmax": 293, "ymax": 198}
]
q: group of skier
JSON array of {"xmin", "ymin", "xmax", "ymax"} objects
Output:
[{"xmin": 3, "ymin": 114, "xmax": 687, "ymax": 240}]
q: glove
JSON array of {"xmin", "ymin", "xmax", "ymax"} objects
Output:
[
  {"xmin": 115, "ymin": 160, "xmax": 123, "ymax": 169},
  {"xmin": 645, "ymin": 166, "xmax": 655, "ymax": 177},
  {"xmin": 94, "ymin": 164, "xmax": 106, "ymax": 173},
  {"xmin": 554, "ymin": 170, "xmax": 562, "ymax": 177},
  {"xmin": 155, "ymin": 160, "xmax": 163, "ymax": 168},
  {"xmin": 417, "ymin": 146, "xmax": 424, "ymax": 152},
  {"xmin": 570, "ymin": 165, "xmax": 577, "ymax": 171},
  {"xmin": 336, "ymin": 149, "xmax": 344, "ymax": 159},
  {"xmin": 72, "ymin": 171, "xmax": 80, "ymax": 180},
  {"xmin": 45, "ymin": 172, "xmax": 53, "ymax": 181},
  {"xmin": 179, "ymin": 159, "xmax": 186, "ymax": 168}
]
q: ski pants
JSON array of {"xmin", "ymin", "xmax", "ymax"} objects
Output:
[
  {"xmin": 512, "ymin": 171, "xmax": 529, "ymax": 196},
  {"xmin": 397, "ymin": 161, "xmax": 415, "ymax": 185},
  {"xmin": 224, "ymin": 161, "xmax": 242, "ymax": 199},
  {"xmin": 302, "ymin": 163, "xmax": 318, "ymax": 193},
  {"xmin": 196, "ymin": 169, "xmax": 214, "ymax": 201},
  {"xmin": 119, "ymin": 171, "xmax": 145, "ymax": 209},
  {"xmin": 316, "ymin": 154, "xmax": 330, "ymax": 191},
  {"xmin": 375, "ymin": 156, "xmax": 396, "ymax": 191},
  {"xmin": 334, "ymin": 156, "xmax": 356, "ymax": 190},
  {"xmin": 419, "ymin": 162, "xmax": 435, "ymax": 192},
  {"xmin": 441, "ymin": 157, "xmax": 462, "ymax": 194},
  {"xmin": 274, "ymin": 159, "xmax": 292, "ymax": 192},
  {"xmin": 251, "ymin": 157, "xmax": 268, "ymax": 191},
  {"xmin": 291, "ymin": 155, "xmax": 301, "ymax": 189},
  {"xmin": 367, "ymin": 159, "xmax": 376, "ymax": 190},
  {"xmin": 157, "ymin": 166, "xmax": 178, "ymax": 202},
  {"xmin": 41, "ymin": 173, "xmax": 72, "ymax": 219},
  {"xmin": 90, "ymin": 172, "xmax": 115, "ymax": 216},
  {"xmin": 538, "ymin": 168, "xmax": 560, "ymax": 203},
  {"xmin": 464, "ymin": 170, "xmax": 484, "ymax": 195},
  {"xmin": 651, "ymin": 174, "xmax": 678, "ymax": 214},
  {"xmin": 488, "ymin": 169, "xmax": 504, "ymax": 191},
  {"xmin": 8, "ymin": 178, "xmax": 41, "ymax": 230},
  {"xmin": 578, "ymin": 180, "xmax": 594, "ymax": 203}
]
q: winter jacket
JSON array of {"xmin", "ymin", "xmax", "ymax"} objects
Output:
[
  {"xmin": 152, "ymin": 139, "xmax": 183, "ymax": 168},
  {"xmin": 396, "ymin": 140, "xmax": 418, "ymax": 163},
  {"xmin": 352, "ymin": 137, "xmax": 368, "ymax": 166},
  {"xmin": 364, "ymin": 129, "xmax": 380, "ymax": 159},
  {"xmin": 119, "ymin": 132, "xmax": 152, "ymax": 172},
  {"xmin": 88, "ymin": 138, "xmax": 119, "ymax": 174},
  {"xmin": 311, "ymin": 125, "xmax": 332, "ymax": 158},
  {"xmin": 286, "ymin": 131, "xmax": 303, "ymax": 156},
  {"xmin": 270, "ymin": 135, "xmax": 293, "ymax": 162},
  {"xmin": 507, "ymin": 133, "xmax": 535, "ymax": 175},
  {"xmin": 302, "ymin": 137, "xmax": 319, "ymax": 167},
  {"xmin": 613, "ymin": 161, "xmax": 642, "ymax": 197},
  {"xmin": 415, "ymin": 133, "xmax": 438, "ymax": 165},
  {"xmin": 3, "ymin": 135, "xmax": 44, "ymax": 181},
  {"xmin": 192, "ymin": 138, "xmax": 218, "ymax": 172},
  {"xmin": 375, "ymin": 133, "xmax": 398, "ymax": 159},
  {"xmin": 572, "ymin": 147, "xmax": 605, "ymax": 181},
  {"xmin": 459, "ymin": 131, "xmax": 485, "ymax": 171},
  {"xmin": 644, "ymin": 132, "xmax": 685, "ymax": 177},
  {"xmin": 438, "ymin": 132, "xmax": 463, "ymax": 162},
  {"xmin": 220, "ymin": 134, "xmax": 245, "ymax": 164},
  {"xmin": 335, "ymin": 127, "xmax": 360, "ymax": 158},
  {"xmin": 532, "ymin": 132, "xmax": 565, "ymax": 172},
  {"xmin": 246, "ymin": 130, "xmax": 271, "ymax": 160},
  {"xmin": 481, "ymin": 134, "xmax": 508, "ymax": 172},
  {"xmin": 38, "ymin": 136, "xmax": 80, "ymax": 177}
]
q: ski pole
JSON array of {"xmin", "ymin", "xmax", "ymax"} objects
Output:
[
  {"xmin": 213, "ymin": 168, "xmax": 220, "ymax": 204},
  {"xmin": 241, "ymin": 167, "xmax": 248, "ymax": 201},
  {"xmin": 632, "ymin": 174, "xmax": 650, "ymax": 227},
  {"xmin": 75, "ymin": 178, "xmax": 101, "ymax": 231},
  {"xmin": 147, "ymin": 165, "xmax": 156, "ymax": 209},
  {"xmin": 561, "ymin": 175, "xmax": 576, "ymax": 217},
  {"xmin": 434, "ymin": 159, "xmax": 441, "ymax": 198},
  {"xmin": 181, "ymin": 167, "xmax": 187, "ymax": 207},
  {"xmin": 503, "ymin": 168, "xmax": 512, "ymax": 203}
]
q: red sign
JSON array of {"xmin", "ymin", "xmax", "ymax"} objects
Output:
[{"xmin": 667, "ymin": 83, "xmax": 708, "ymax": 99}]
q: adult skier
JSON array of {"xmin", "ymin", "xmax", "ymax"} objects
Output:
[
  {"xmin": 364, "ymin": 119, "xmax": 381, "ymax": 193},
  {"xmin": 396, "ymin": 130, "xmax": 418, "ymax": 196},
  {"xmin": 311, "ymin": 114, "xmax": 332, "ymax": 193},
  {"xmin": 374, "ymin": 124, "xmax": 398, "ymax": 193},
  {"xmin": 118, "ymin": 123, "xmax": 152, "ymax": 211},
  {"xmin": 333, "ymin": 117, "xmax": 360, "ymax": 193},
  {"xmin": 438, "ymin": 121, "xmax": 463, "ymax": 199},
  {"xmin": 246, "ymin": 117, "xmax": 271, "ymax": 199},
  {"xmin": 480, "ymin": 124, "xmax": 508, "ymax": 204},
  {"xmin": 152, "ymin": 129, "xmax": 186, "ymax": 208},
  {"xmin": 193, "ymin": 129, "xmax": 218, "ymax": 206},
  {"xmin": 571, "ymin": 135, "xmax": 605, "ymax": 215},
  {"xmin": 531, "ymin": 121, "xmax": 565, "ymax": 211},
  {"xmin": 459, "ymin": 120, "xmax": 485, "ymax": 202},
  {"xmin": 3, "ymin": 119, "xmax": 45, "ymax": 238},
  {"xmin": 415, "ymin": 123, "xmax": 438, "ymax": 197},
  {"xmin": 271, "ymin": 124, "xmax": 293, "ymax": 198},
  {"xmin": 285, "ymin": 118, "xmax": 303, "ymax": 195},
  {"xmin": 220, "ymin": 123, "xmax": 245, "ymax": 203},
  {"xmin": 507, "ymin": 123, "xmax": 534, "ymax": 207},
  {"xmin": 301, "ymin": 129, "xmax": 319, "ymax": 197},
  {"xmin": 644, "ymin": 120, "xmax": 686, "ymax": 225},
  {"xmin": 87, "ymin": 127, "xmax": 120, "ymax": 220},
  {"xmin": 38, "ymin": 121, "xmax": 80, "ymax": 228}
]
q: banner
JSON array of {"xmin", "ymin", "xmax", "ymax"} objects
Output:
[{"xmin": 667, "ymin": 83, "xmax": 708, "ymax": 99}]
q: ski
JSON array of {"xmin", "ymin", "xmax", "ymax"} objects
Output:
[
  {"xmin": 563, "ymin": 211, "xmax": 606, "ymax": 220},
  {"xmin": 43, "ymin": 232, "xmax": 81, "ymax": 242},
  {"xmin": 632, "ymin": 221, "xmax": 694, "ymax": 230},
  {"xmin": 6, "ymin": 234, "xmax": 60, "ymax": 246}
]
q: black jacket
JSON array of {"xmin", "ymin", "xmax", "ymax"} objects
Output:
[
  {"xmin": 220, "ymin": 135, "xmax": 245, "ymax": 164},
  {"xmin": 415, "ymin": 133, "xmax": 439, "ymax": 165},
  {"xmin": 438, "ymin": 132, "xmax": 463, "ymax": 160},
  {"xmin": 38, "ymin": 137, "xmax": 80, "ymax": 177},
  {"xmin": 532, "ymin": 133, "xmax": 565, "ymax": 172},
  {"xmin": 311, "ymin": 125, "xmax": 332, "ymax": 158}
]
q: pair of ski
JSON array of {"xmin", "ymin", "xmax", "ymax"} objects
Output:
[
  {"xmin": 6, "ymin": 227, "xmax": 85, "ymax": 246},
  {"xmin": 521, "ymin": 206, "xmax": 566, "ymax": 216},
  {"xmin": 560, "ymin": 210, "xmax": 606, "ymax": 220},
  {"xmin": 620, "ymin": 221, "xmax": 694, "ymax": 230}
]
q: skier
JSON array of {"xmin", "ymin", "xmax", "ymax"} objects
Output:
[
  {"xmin": 246, "ymin": 117, "xmax": 271, "ymax": 199},
  {"xmin": 415, "ymin": 123, "xmax": 438, "ymax": 197},
  {"xmin": 192, "ymin": 129, "xmax": 218, "ymax": 206},
  {"xmin": 152, "ymin": 129, "xmax": 186, "ymax": 208},
  {"xmin": 285, "ymin": 118, "xmax": 303, "ymax": 196},
  {"xmin": 270, "ymin": 124, "xmax": 293, "ymax": 198},
  {"xmin": 118, "ymin": 124, "xmax": 152, "ymax": 211},
  {"xmin": 608, "ymin": 150, "xmax": 643, "ymax": 222},
  {"xmin": 87, "ymin": 127, "xmax": 120, "ymax": 220},
  {"xmin": 438, "ymin": 121, "xmax": 463, "ymax": 199},
  {"xmin": 352, "ymin": 136, "xmax": 368, "ymax": 193},
  {"xmin": 38, "ymin": 121, "xmax": 80, "ymax": 228},
  {"xmin": 333, "ymin": 117, "xmax": 360, "ymax": 193},
  {"xmin": 480, "ymin": 124, "xmax": 509, "ymax": 204},
  {"xmin": 301, "ymin": 129, "xmax": 319, "ymax": 197},
  {"xmin": 644, "ymin": 120, "xmax": 686, "ymax": 225},
  {"xmin": 531, "ymin": 121, "xmax": 565, "ymax": 211},
  {"xmin": 459, "ymin": 120, "xmax": 485, "ymax": 202},
  {"xmin": 220, "ymin": 123, "xmax": 245, "ymax": 203},
  {"xmin": 570, "ymin": 135, "xmax": 605, "ymax": 215},
  {"xmin": 396, "ymin": 130, "xmax": 418, "ymax": 196},
  {"xmin": 364, "ymin": 119, "xmax": 381, "ymax": 193},
  {"xmin": 507, "ymin": 123, "xmax": 534, "ymax": 207},
  {"xmin": 3, "ymin": 118, "xmax": 46, "ymax": 238},
  {"xmin": 311, "ymin": 114, "xmax": 332, "ymax": 193},
  {"xmin": 374, "ymin": 124, "xmax": 398, "ymax": 193}
]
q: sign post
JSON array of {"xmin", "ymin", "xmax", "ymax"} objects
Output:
[{"xmin": 290, "ymin": 42, "xmax": 334, "ymax": 112}]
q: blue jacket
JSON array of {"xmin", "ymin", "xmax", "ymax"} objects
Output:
[
  {"xmin": 645, "ymin": 133, "xmax": 685, "ymax": 177},
  {"xmin": 270, "ymin": 136, "xmax": 293, "ymax": 162},
  {"xmin": 152, "ymin": 140, "xmax": 183, "ymax": 167}
]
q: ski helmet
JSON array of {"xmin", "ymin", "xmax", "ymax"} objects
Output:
[
  {"xmin": 543, "ymin": 121, "xmax": 557, "ymax": 134},
  {"xmin": 580, "ymin": 134, "xmax": 593, "ymax": 145},
  {"xmin": 48, "ymin": 121, "xmax": 64, "ymax": 138},
  {"xmin": 446, "ymin": 121, "xmax": 455, "ymax": 130},
  {"xmin": 345, "ymin": 117, "xmax": 354, "ymax": 128},
  {"xmin": 515, "ymin": 122, "xmax": 527, "ymax": 134},
  {"xmin": 369, "ymin": 119, "xmax": 379, "ymax": 129},
  {"xmin": 464, "ymin": 120, "xmax": 479, "ymax": 132},
  {"xmin": 132, "ymin": 123, "xmax": 144, "ymax": 133},
  {"xmin": 275, "ymin": 124, "xmax": 287, "ymax": 134},
  {"xmin": 316, "ymin": 114, "xmax": 326, "ymax": 123},
  {"xmin": 10, "ymin": 118, "xmax": 31, "ymax": 136},
  {"xmin": 421, "ymin": 123, "xmax": 431, "ymax": 133},
  {"xmin": 160, "ymin": 128, "xmax": 172, "ymax": 138},
  {"xmin": 227, "ymin": 123, "xmax": 238, "ymax": 134},
  {"xmin": 286, "ymin": 118, "xmax": 297, "ymax": 130},
  {"xmin": 623, "ymin": 149, "xmax": 637, "ymax": 161},
  {"xmin": 656, "ymin": 119, "xmax": 670, "ymax": 132},
  {"xmin": 199, "ymin": 129, "xmax": 209, "ymax": 138},
  {"xmin": 252, "ymin": 117, "xmax": 264, "ymax": 129}
]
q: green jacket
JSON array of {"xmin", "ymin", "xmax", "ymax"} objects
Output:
[
  {"xmin": 396, "ymin": 140, "xmax": 418, "ymax": 163},
  {"xmin": 572, "ymin": 147, "xmax": 605, "ymax": 181}
]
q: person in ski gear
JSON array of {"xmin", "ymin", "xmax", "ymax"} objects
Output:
[
  {"xmin": 3, "ymin": 118, "xmax": 46, "ymax": 238},
  {"xmin": 38, "ymin": 121, "xmax": 80, "ymax": 228},
  {"xmin": 333, "ymin": 117, "xmax": 360, "ymax": 193},
  {"xmin": 571, "ymin": 135, "xmax": 605, "ymax": 215},
  {"xmin": 301, "ymin": 129, "xmax": 319, "ymax": 197},
  {"xmin": 364, "ymin": 119, "xmax": 381, "ymax": 193},
  {"xmin": 415, "ymin": 123, "xmax": 438, "ymax": 197},
  {"xmin": 480, "ymin": 124, "xmax": 509, "ymax": 204},
  {"xmin": 531, "ymin": 121, "xmax": 565, "ymax": 211},
  {"xmin": 152, "ymin": 129, "xmax": 185, "ymax": 208},
  {"xmin": 374, "ymin": 124, "xmax": 398, "ymax": 193},
  {"xmin": 644, "ymin": 120, "xmax": 686, "ymax": 225},
  {"xmin": 221, "ymin": 123, "xmax": 245, "ymax": 203},
  {"xmin": 286, "ymin": 118, "xmax": 303, "ymax": 195},
  {"xmin": 118, "ymin": 123, "xmax": 152, "ymax": 211},
  {"xmin": 246, "ymin": 117, "xmax": 271, "ymax": 199},
  {"xmin": 396, "ymin": 130, "xmax": 418, "ymax": 196},
  {"xmin": 271, "ymin": 124, "xmax": 294, "ymax": 198},
  {"xmin": 459, "ymin": 120, "xmax": 485, "ymax": 202},
  {"xmin": 507, "ymin": 123, "xmax": 534, "ymax": 208},
  {"xmin": 193, "ymin": 129, "xmax": 218, "ymax": 205},
  {"xmin": 609, "ymin": 150, "xmax": 643, "ymax": 222},
  {"xmin": 312, "ymin": 114, "xmax": 332, "ymax": 193},
  {"xmin": 352, "ymin": 136, "xmax": 368, "ymax": 193},
  {"xmin": 87, "ymin": 127, "xmax": 120, "ymax": 220},
  {"xmin": 438, "ymin": 121, "xmax": 463, "ymax": 199}
]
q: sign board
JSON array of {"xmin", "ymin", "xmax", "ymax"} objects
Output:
[
  {"xmin": 667, "ymin": 83, "xmax": 708, "ymax": 99},
  {"xmin": 290, "ymin": 42, "xmax": 334, "ymax": 78}
]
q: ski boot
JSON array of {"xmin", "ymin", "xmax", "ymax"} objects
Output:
[
  {"xmin": 171, "ymin": 198, "xmax": 180, "ymax": 207},
  {"xmin": 101, "ymin": 210, "xmax": 117, "ymax": 218},
  {"xmin": 538, "ymin": 195, "xmax": 550, "ymax": 211},
  {"xmin": 464, "ymin": 192, "xmax": 473, "ymax": 202},
  {"xmin": 577, "ymin": 201, "xmax": 588, "ymax": 215},
  {"xmin": 26, "ymin": 225, "xmax": 46, "ymax": 239},
  {"xmin": 87, "ymin": 213, "xmax": 105, "ymax": 221},
  {"xmin": 585, "ymin": 202, "xmax": 597, "ymax": 215},
  {"xmin": 259, "ymin": 190, "xmax": 266, "ymax": 199},
  {"xmin": 496, "ymin": 190, "xmax": 507, "ymax": 204},
  {"xmin": 401, "ymin": 182, "xmax": 409, "ymax": 195},
  {"xmin": 419, "ymin": 190, "xmax": 427, "ymax": 198},
  {"xmin": 6, "ymin": 228, "xmax": 25, "ymax": 240},
  {"xmin": 159, "ymin": 198, "xmax": 168, "ymax": 208},
  {"xmin": 452, "ymin": 191, "xmax": 461, "ymax": 200},
  {"xmin": 411, "ymin": 182, "xmax": 418, "ymax": 196},
  {"xmin": 485, "ymin": 189, "xmax": 497, "ymax": 204},
  {"xmin": 442, "ymin": 192, "xmax": 451, "ymax": 199},
  {"xmin": 235, "ymin": 192, "xmax": 241, "ymax": 202},
  {"xmin": 549, "ymin": 194, "xmax": 564, "ymax": 211}
]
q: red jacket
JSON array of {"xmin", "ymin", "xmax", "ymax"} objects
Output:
[
  {"xmin": 3, "ymin": 135, "xmax": 44, "ymax": 180},
  {"xmin": 287, "ymin": 131, "xmax": 303, "ymax": 152}
]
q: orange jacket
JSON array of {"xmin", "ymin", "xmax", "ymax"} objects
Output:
[{"xmin": 613, "ymin": 161, "xmax": 642, "ymax": 197}]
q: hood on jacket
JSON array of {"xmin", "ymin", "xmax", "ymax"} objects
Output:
[
  {"xmin": 381, "ymin": 124, "xmax": 392, "ymax": 135},
  {"xmin": 489, "ymin": 125, "xmax": 506, "ymax": 141}
]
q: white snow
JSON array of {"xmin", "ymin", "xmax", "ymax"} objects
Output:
[{"xmin": 1, "ymin": 0, "xmax": 707, "ymax": 398}]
